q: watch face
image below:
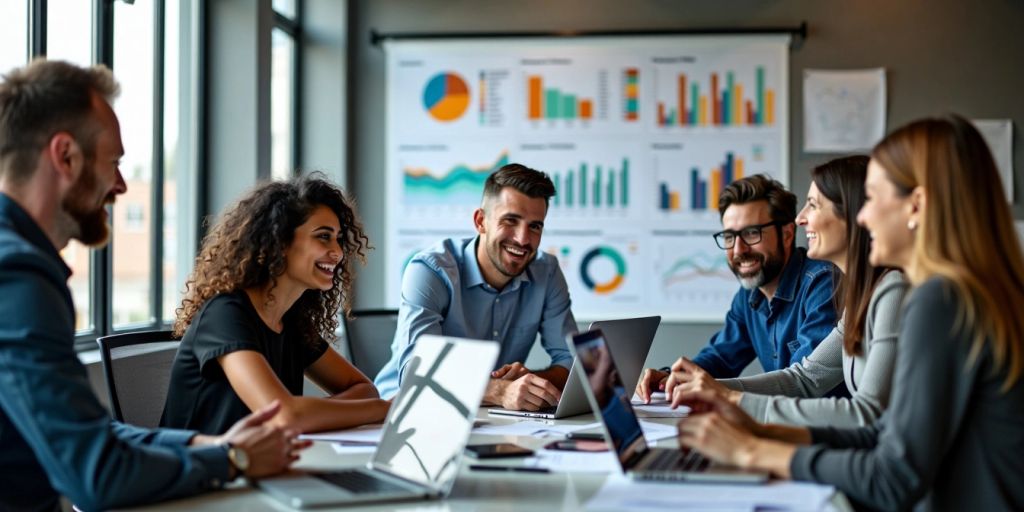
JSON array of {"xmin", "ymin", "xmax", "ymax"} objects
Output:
[{"xmin": 229, "ymin": 446, "xmax": 250, "ymax": 472}]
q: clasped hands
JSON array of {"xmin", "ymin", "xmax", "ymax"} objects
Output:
[{"xmin": 488, "ymin": 362, "xmax": 562, "ymax": 411}]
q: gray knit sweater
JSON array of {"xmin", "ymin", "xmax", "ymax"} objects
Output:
[
  {"xmin": 790, "ymin": 277, "xmax": 1024, "ymax": 511},
  {"xmin": 719, "ymin": 271, "xmax": 908, "ymax": 427}
]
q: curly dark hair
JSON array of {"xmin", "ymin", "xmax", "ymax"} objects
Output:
[{"xmin": 173, "ymin": 173, "xmax": 371, "ymax": 348}]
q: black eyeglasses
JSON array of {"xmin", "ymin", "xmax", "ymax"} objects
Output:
[{"xmin": 712, "ymin": 221, "xmax": 783, "ymax": 250}]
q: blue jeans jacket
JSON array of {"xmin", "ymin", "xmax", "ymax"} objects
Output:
[{"xmin": 692, "ymin": 248, "xmax": 838, "ymax": 378}]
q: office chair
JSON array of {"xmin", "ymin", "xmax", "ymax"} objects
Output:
[
  {"xmin": 96, "ymin": 330, "xmax": 180, "ymax": 428},
  {"xmin": 341, "ymin": 309, "xmax": 399, "ymax": 380}
]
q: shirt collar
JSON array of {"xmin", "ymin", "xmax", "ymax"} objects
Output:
[
  {"xmin": 462, "ymin": 235, "xmax": 532, "ymax": 292},
  {"xmin": 0, "ymin": 192, "xmax": 72, "ymax": 279},
  {"xmin": 747, "ymin": 247, "xmax": 806, "ymax": 308}
]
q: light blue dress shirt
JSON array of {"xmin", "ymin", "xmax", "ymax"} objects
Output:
[{"xmin": 375, "ymin": 236, "xmax": 577, "ymax": 398}]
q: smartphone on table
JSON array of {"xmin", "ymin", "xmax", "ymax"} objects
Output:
[{"xmin": 465, "ymin": 443, "xmax": 535, "ymax": 459}]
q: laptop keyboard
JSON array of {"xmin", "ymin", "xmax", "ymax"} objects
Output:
[
  {"xmin": 645, "ymin": 448, "xmax": 710, "ymax": 472},
  {"xmin": 314, "ymin": 470, "xmax": 410, "ymax": 494}
]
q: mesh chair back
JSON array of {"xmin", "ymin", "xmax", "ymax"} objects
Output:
[
  {"xmin": 97, "ymin": 331, "xmax": 180, "ymax": 428},
  {"xmin": 343, "ymin": 309, "xmax": 398, "ymax": 380}
]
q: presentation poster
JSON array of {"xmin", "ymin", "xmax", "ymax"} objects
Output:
[{"xmin": 385, "ymin": 36, "xmax": 789, "ymax": 321}]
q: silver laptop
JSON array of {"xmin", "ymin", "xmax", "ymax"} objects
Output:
[
  {"xmin": 569, "ymin": 329, "xmax": 768, "ymax": 484},
  {"xmin": 488, "ymin": 316, "xmax": 661, "ymax": 420},
  {"xmin": 258, "ymin": 335, "xmax": 499, "ymax": 508}
]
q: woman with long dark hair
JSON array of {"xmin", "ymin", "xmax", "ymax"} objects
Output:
[
  {"xmin": 674, "ymin": 116, "xmax": 1024, "ymax": 510},
  {"xmin": 161, "ymin": 174, "xmax": 390, "ymax": 435},
  {"xmin": 662, "ymin": 155, "xmax": 908, "ymax": 428}
]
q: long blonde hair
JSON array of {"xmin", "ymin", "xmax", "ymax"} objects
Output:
[{"xmin": 872, "ymin": 115, "xmax": 1024, "ymax": 390}]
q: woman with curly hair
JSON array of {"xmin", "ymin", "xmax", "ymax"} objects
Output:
[{"xmin": 160, "ymin": 174, "xmax": 390, "ymax": 435}]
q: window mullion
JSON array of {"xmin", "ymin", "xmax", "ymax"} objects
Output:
[
  {"xmin": 151, "ymin": 0, "xmax": 166, "ymax": 327},
  {"xmin": 29, "ymin": 0, "xmax": 46, "ymax": 57}
]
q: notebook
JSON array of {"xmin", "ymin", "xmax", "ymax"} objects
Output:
[
  {"xmin": 488, "ymin": 316, "xmax": 660, "ymax": 419},
  {"xmin": 257, "ymin": 335, "xmax": 499, "ymax": 508},
  {"xmin": 570, "ymin": 328, "xmax": 768, "ymax": 484}
]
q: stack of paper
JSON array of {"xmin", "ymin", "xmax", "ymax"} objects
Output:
[{"xmin": 586, "ymin": 474, "xmax": 836, "ymax": 511}]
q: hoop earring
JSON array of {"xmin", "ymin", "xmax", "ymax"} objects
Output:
[{"xmin": 907, "ymin": 220, "xmax": 917, "ymax": 231}]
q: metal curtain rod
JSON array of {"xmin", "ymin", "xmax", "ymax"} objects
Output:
[{"xmin": 370, "ymin": 22, "xmax": 808, "ymax": 47}]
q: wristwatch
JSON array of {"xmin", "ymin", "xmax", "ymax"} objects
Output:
[{"xmin": 224, "ymin": 442, "xmax": 250, "ymax": 479}]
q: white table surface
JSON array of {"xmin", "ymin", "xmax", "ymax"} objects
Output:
[{"xmin": 115, "ymin": 411, "xmax": 852, "ymax": 511}]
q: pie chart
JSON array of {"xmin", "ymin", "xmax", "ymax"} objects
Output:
[{"xmin": 423, "ymin": 72, "xmax": 470, "ymax": 122}]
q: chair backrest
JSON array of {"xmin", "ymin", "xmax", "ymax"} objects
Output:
[
  {"xmin": 97, "ymin": 330, "xmax": 180, "ymax": 428},
  {"xmin": 342, "ymin": 309, "xmax": 398, "ymax": 380}
]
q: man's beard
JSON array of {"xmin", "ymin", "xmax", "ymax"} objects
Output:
[
  {"xmin": 60, "ymin": 161, "xmax": 111, "ymax": 247},
  {"xmin": 485, "ymin": 237, "xmax": 533, "ymax": 278},
  {"xmin": 730, "ymin": 239, "xmax": 785, "ymax": 291}
]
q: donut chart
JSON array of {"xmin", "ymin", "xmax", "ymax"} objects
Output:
[
  {"xmin": 580, "ymin": 246, "xmax": 627, "ymax": 294},
  {"xmin": 422, "ymin": 72, "xmax": 470, "ymax": 122}
]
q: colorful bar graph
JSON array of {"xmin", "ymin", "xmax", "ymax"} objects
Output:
[
  {"xmin": 658, "ymin": 151, "xmax": 747, "ymax": 212},
  {"xmin": 527, "ymin": 75, "xmax": 597, "ymax": 122},
  {"xmin": 552, "ymin": 158, "xmax": 630, "ymax": 210},
  {"xmin": 624, "ymin": 68, "xmax": 639, "ymax": 121},
  {"xmin": 655, "ymin": 66, "xmax": 775, "ymax": 128}
]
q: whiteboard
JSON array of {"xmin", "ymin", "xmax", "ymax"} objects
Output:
[{"xmin": 385, "ymin": 35, "xmax": 790, "ymax": 321}]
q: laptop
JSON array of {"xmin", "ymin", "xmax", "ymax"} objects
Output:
[
  {"xmin": 488, "ymin": 316, "xmax": 661, "ymax": 420},
  {"xmin": 257, "ymin": 335, "xmax": 499, "ymax": 508},
  {"xmin": 569, "ymin": 328, "xmax": 768, "ymax": 484}
]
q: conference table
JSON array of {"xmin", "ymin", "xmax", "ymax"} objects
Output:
[{"xmin": 118, "ymin": 412, "xmax": 853, "ymax": 511}]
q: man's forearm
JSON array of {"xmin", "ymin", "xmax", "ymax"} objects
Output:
[{"xmin": 481, "ymin": 379, "xmax": 507, "ymax": 406}]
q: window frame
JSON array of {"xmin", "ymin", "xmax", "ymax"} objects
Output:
[{"xmin": 19, "ymin": 0, "xmax": 305, "ymax": 351}]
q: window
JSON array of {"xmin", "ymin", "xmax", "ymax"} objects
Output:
[
  {"xmin": 0, "ymin": 1, "xmax": 28, "ymax": 75},
  {"xmin": 270, "ymin": 28, "xmax": 296, "ymax": 181},
  {"xmin": 271, "ymin": 2, "xmax": 300, "ymax": 181},
  {"xmin": 46, "ymin": 0, "xmax": 94, "ymax": 67},
  {"xmin": 111, "ymin": 0, "xmax": 155, "ymax": 327}
]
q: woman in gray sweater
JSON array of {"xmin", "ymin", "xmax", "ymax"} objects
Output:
[
  {"xmin": 663, "ymin": 156, "xmax": 909, "ymax": 428},
  {"xmin": 674, "ymin": 115, "xmax": 1024, "ymax": 511}
]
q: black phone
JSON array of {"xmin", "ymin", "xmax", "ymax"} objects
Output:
[
  {"xmin": 565, "ymin": 431, "xmax": 605, "ymax": 441},
  {"xmin": 465, "ymin": 443, "xmax": 535, "ymax": 459}
]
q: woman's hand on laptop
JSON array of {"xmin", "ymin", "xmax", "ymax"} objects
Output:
[
  {"xmin": 676, "ymin": 389, "xmax": 797, "ymax": 478},
  {"xmin": 666, "ymin": 358, "xmax": 741, "ymax": 409},
  {"xmin": 635, "ymin": 368, "xmax": 669, "ymax": 403}
]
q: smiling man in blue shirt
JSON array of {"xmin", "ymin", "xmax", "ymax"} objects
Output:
[
  {"xmin": 637, "ymin": 175, "xmax": 837, "ymax": 400},
  {"xmin": 375, "ymin": 164, "xmax": 576, "ymax": 411},
  {"xmin": 0, "ymin": 60, "xmax": 300, "ymax": 511}
]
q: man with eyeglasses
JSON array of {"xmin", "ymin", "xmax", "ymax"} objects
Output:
[{"xmin": 637, "ymin": 174, "xmax": 837, "ymax": 401}]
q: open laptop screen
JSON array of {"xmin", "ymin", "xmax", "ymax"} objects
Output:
[
  {"xmin": 571, "ymin": 329, "xmax": 649, "ymax": 470},
  {"xmin": 371, "ymin": 336, "xmax": 498, "ymax": 492}
]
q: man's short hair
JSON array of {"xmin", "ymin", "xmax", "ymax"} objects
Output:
[
  {"xmin": 0, "ymin": 59, "xmax": 120, "ymax": 184},
  {"xmin": 482, "ymin": 163, "xmax": 556, "ymax": 208},
  {"xmin": 717, "ymin": 174, "xmax": 796, "ymax": 225}
]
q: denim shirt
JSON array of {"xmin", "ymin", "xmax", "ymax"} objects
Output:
[
  {"xmin": 0, "ymin": 193, "xmax": 230, "ymax": 511},
  {"xmin": 692, "ymin": 248, "xmax": 837, "ymax": 378},
  {"xmin": 375, "ymin": 236, "xmax": 576, "ymax": 399}
]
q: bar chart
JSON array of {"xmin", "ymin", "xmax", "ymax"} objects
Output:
[
  {"xmin": 527, "ymin": 74, "xmax": 597, "ymax": 121},
  {"xmin": 550, "ymin": 158, "xmax": 630, "ymax": 210},
  {"xmin": 659, "ymin": 151, "xmax": 744, "ymax": 212},
  {"xmin": 654, "ymin": 66, "xmax": 775, "ymax": 128},
  {"xmin": 623, "ymin": 68, "xmax": 639, "ymax": 121}
]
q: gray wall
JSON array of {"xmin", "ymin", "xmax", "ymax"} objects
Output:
[{"xmin": 346, "ymin": 0, "xmax": 1024, "ymax": 370}]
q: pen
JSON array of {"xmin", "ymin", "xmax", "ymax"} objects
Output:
[{"xmin": 469, "ymin": 464, "xmax": 550, "ymax": 474}]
